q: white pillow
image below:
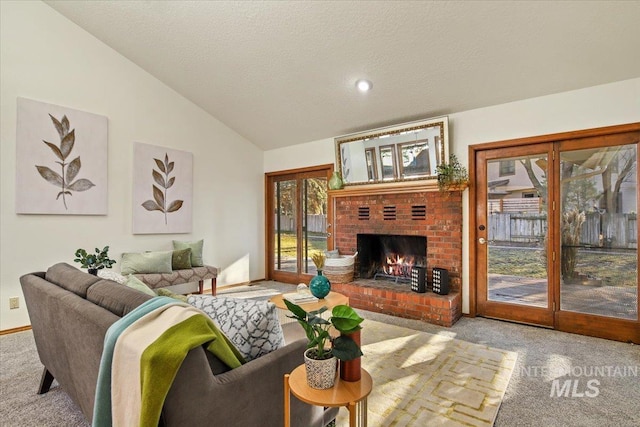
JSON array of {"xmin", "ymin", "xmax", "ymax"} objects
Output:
[
  {"xmin": 187, "ymin": 295, "xmax": 285, "ymax": 362},
  {"xmin": 97, "ymin": 269, "xmax": 127, "ymax": 284}
]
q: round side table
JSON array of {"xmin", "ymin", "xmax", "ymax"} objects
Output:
[
  {"xmin": 270, "ymin": 291, "xmax": 349, "ymax": 312},
  {"xmin": 284, "ymin": 364, "xmax": 373, "ymax": 427}
]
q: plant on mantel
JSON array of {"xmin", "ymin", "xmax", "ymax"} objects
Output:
[{"xmin": 436, "ymin": 154, "xmax": 469, "ymax": 193}]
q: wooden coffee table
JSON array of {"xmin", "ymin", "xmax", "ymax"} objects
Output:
[
  {"xmin": 284, "ymin": 365, "xmax": 373, "ymax": 427},
  {"xmin": 270, "ymin": 291, "xmax": 349, "ymax": 312}
]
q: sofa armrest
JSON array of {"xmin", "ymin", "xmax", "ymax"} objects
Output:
[{"xmin": 162, "ymin": 339, "xmax": 332, "ymax": 427}]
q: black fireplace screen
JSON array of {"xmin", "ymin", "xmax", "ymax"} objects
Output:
[{"xmin": 356, "ymin": 234, "xmax": 427, "ymax": 282}]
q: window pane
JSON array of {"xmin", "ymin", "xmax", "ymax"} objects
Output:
[{"xmin": 560, "ymin": 144, "xmax": 638, "ymax": 320}]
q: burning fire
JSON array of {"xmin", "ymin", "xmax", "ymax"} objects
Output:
[{"xmin": 382, "ymin": 253, "xmax": 415, "ymax": 277}]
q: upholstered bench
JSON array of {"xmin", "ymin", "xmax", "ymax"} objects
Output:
[{"xmin": 134, "ymin": 265, "xmax": 218, "ymax": 295}]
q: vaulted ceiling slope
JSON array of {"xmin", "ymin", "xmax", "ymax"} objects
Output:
[{"xmin": 45, "ymin": 1, "xmax": 640, "ymax": 150}]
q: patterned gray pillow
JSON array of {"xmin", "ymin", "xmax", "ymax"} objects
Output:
[{"xmin": 187, "ymin": 295, "xmax": 285, "ymax": 361}]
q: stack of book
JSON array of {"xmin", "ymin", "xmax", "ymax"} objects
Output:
[{"xmin": 282, "ymin": 292, "xmax": 318, "ymax": 304}]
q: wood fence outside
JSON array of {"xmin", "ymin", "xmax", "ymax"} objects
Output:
[
  {"xmin": 276, "ymin": 214, "xmax": 327, "ymax": 233},
  {"xmin": 489, "ymin": 212, "xmax": 637, "ymax": 248}
]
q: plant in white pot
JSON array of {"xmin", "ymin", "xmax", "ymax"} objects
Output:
[{"xmin": 284, "ymin": 300, "xmax": 363, "ymax": 389}]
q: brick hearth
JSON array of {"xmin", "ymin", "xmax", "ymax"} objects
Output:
[
  {"xmin": 331, "ymin": 280, "xmax": 462, "ymax": 327},
  {"xmin": 330, "ymin": 187, "xmax": 463, "ymax": 326}
]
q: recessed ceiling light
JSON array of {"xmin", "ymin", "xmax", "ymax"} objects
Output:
[{"xmin": 356, "ymin": 79, "xmax": 373, "ymax": 92}]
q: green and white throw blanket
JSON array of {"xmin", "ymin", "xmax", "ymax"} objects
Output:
[{"xmin": 93, "ymin": 296, "xmax": 245, "ymax": 427}]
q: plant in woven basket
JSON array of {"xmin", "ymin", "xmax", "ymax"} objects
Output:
[{"xmin": 436, "ymin": 154, "xmax": 468, "ymax": 193}]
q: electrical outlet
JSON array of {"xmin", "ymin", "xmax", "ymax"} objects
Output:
[{"xmin": 9, "ymin": 297, "xmax": 19, "ymax": 310}]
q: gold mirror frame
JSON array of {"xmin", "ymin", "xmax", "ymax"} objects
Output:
[{"xmin": 335, "ymin": 117, "xmax": 449, "ymax": 186}]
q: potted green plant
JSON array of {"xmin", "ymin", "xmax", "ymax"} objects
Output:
[
  {"xmin": 284, "ymin": 300, "xmax": 363, "ymax": 389},
  {"xmin": 436, "ymin": 154, "xmax": 469, "ymax": 193},
  {"xmin": 74, "ymin": 246, "xmax": 116, "ymax": 275}
]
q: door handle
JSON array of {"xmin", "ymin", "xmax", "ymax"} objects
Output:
[{"xmin": 478, "ymin": 237, "xmax": 486, "ymax": 245}]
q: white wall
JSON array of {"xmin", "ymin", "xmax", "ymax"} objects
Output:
[
  {"xmin": 0, "ymin": 1, "xmax": 265, "ymax": 330},
  {"xmin": 264, "ymin": 78, "xmax": 640, "ymax": 314}
]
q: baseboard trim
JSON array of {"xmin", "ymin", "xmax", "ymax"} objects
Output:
[{"xmin": 0, "ymin": 325, "xmax": 32, "ymax": 335}]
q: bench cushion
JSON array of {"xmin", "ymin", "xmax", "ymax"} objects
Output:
[{"xmin": 134, "ymin": 265, "xmax": 218, "ymax": 289}]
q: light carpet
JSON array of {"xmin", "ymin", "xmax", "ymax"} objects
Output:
[
  {"xmin": 0, "ymin": 318, "xmax": 516, "ymax": 427},
  {"xmin": 335, "ymin": 319, "xmax": 517, "ymax": 427}
]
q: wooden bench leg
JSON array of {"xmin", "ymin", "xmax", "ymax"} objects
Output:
[
  {"xmin": 197, "ymin": 280, "xmax": 204, "ymax": 295},
  {"xmin": 39, "ymin": 367, "xmax": 54, "ymax": 394},
  {"xmin": 211, "ymin": 278, "xmax": 217, "ymax": 295}
]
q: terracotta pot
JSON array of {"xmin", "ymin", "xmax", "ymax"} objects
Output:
[
  {"xmin": 304, "ymin": 348, "xmax": 337, "ymax": 389},
  {"xmin": 340, "ymin": 329, "xmax": 361, "ymax": 382}
]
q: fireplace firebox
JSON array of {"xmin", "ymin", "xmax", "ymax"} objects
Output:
[{"xmin": 356, "ymin": 234, "xmax": 427, "ymax": 283}]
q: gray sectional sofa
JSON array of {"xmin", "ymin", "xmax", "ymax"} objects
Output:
[{"xmin": 20, "ymin": 263, "xmax": 336, "ymax": 426}]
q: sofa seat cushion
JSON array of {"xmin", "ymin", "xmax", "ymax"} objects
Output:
[
  {"xmin": 187, "ymin": 295, "xmax": 285, "ymax": 362},
  {"xmin": 86, "ymin": 280, "xmax": 153, "ymax": 317},
  {"xmin": 46, "ymin": 262, "xmax": 101, "ymax": 297},
  {"xmin": 135, "ymin": 266, "xmax": 217, "ymax": 289}
]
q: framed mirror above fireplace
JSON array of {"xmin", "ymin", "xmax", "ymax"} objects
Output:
[{"xmin": 335, "ymin": 117, "xmax": 449, "ymax": 186}]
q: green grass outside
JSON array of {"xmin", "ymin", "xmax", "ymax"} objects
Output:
[
  {"xmin": 489, "ymin": 246, "xmax": 637, "ymax": 288},
  {"xmin": 275, "ymin": 231, "xmax": 327, "ymax": 258}
]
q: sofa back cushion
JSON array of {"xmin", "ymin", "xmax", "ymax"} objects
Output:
[
  {"xmin": 86, "ymin": 280, "xmax": 153, "ymax": 317},
  {"xmin": 45, "ymin": 262, "xmax": 101, "ymax": 298}
]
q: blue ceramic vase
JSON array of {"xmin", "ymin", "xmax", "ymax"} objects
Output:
[{"xmin": 309, "ymin": 271, "xmax": 331, "ymax": 299}]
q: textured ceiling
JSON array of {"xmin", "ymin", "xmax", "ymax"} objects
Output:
[{"xmin": 45, "ymin": 1, "xmax": 640, "ymax": 150}]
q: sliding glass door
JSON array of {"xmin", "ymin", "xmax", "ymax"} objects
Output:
[
  {"xmin": 554, "ymin": 135, "xmax": 639, "ymax": 341},
  {"xmin": 473, "ymin": 124, "xmax": 639, "ymax": 343},
  {"xmin": 267, "ymin": 166, "xmax": 333, "ymax": 284}
]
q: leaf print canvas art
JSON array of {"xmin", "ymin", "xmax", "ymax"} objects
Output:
[
  {"xmin": 15, "ymin": 98, "xmax": 108, "ymax": 215},
  {"xmin": 132, "ymin": 142, "xmax": 193, "ymax": 234}
]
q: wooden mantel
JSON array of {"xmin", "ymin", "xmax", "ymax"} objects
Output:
[{"xmin": 328, "ymin": 179, "xmax": 467, "ymax": 198}]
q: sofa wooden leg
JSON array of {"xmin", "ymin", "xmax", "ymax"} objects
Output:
[
  {"xmin": 39, "ymin": 367, "xmax": 54, "ymax": 394},
  {"xmin": 211, "ymin": 278, "xmax": 217, "ymax": 295},
  {"xmin": 197, "ymin": 280, "xmax": 204, "ymax": 295}
]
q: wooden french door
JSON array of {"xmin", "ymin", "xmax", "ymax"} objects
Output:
[
  {"xmin": 266, "ymin": 165, "xmax": 334, "ymax": 284},
  {"xmin": 472, "ymin": 123, "xmax": 640, "ymax": 343},
  {"xmin": 475, "ymin": 143, "xmax": 556, "ymax": 327}
]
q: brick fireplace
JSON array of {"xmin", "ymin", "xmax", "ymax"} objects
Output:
[{"xmin": 329, "ymin": 185, "xmax": 463, "ymax": 326}]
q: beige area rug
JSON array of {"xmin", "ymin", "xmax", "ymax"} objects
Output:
[
  {"xmin": 216, "ymin": 285, "xmax": 281, "ymax": 300},
  {"xmin": 335, "ymin": 320, "xmax": 517, "ymax": 427}
]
